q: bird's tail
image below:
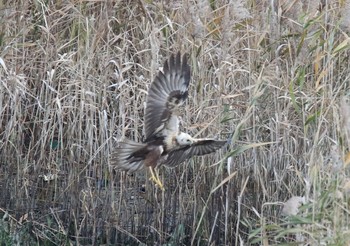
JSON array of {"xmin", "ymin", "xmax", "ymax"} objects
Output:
[{"xmin": 110, "ymin": 139, "xmax": 147, "ymax": 172}]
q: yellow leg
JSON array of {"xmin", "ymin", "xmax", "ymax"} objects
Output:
[{"xmin": 149, "ymin": 167, "xmax": 165, "ymax": 191}]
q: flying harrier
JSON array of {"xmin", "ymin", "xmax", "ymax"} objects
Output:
[{"xmin": 110, "ymin": 52, "xmax": 226, "ymax": 190}]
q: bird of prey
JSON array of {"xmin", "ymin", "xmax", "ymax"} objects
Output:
[{"xmin": 110, "ymin": 52, "xmax": 226, "ymax": 190}]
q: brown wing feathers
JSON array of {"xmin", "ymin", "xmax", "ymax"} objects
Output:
[
  {"xmin": 144, "ymin": 52, "xmax": 190, "ymax": 140},
  {"xmin": 162, "ymin": 140, "xmax": 226, "ymax": 167}
]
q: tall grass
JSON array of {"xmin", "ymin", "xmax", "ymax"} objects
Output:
[{"xmin": 0, "ymin": 0, "xmax": 349, "ymax": 245}]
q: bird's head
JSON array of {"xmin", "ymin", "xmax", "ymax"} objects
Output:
[{"xmin": 176, "ymin": 132, "xmax": 195, "ymax": 146}]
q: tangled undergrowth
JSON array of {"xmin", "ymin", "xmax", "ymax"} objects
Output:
[{"xmin": 0, "ymin": 1, "xmax": 350, "ymax": 245}]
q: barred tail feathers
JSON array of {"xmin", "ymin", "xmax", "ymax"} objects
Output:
[{"xmin": 110, "ymin": 140, "xmax": 147, "ymax": 172}]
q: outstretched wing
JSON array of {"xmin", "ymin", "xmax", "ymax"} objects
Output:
[
  {"xmin": 162, "ymin": 139, "xmax": 226, "ymax": 167},
  {"xmin": 144, "ymin": 52, "xmax": 191, "ymax": 141}
]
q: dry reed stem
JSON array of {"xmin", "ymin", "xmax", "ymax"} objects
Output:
[{"xmin": 0, "ymin": 0, "xmax": 349, "ymax": 245}]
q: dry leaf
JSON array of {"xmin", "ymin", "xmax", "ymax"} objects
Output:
[{"xmin": 281, "ymin": 196, "xmax": 305, "ymax": 216}]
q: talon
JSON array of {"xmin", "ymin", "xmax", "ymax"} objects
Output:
[{"xmin": 149, "ymin": 167, "xmax": 165, "ymax": 191}]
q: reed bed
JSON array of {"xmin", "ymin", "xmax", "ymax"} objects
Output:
[{"xmin": 0, "ymin": 0, "xmax": 350, "ymax": 245}]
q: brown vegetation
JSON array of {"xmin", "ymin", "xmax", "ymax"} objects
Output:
[{"xmin": 0, "ymin": 0, "xmax": 350, "ymax": 245}]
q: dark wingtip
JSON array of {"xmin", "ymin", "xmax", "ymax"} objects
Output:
[
  {"xmin": 164, "ymin": 52, "xmax": 181, "ymax": 74},
  {"xmin": 176, "ymin": 51, "xmax": 181, "ymax": 64},
  {"xmin": 164, "ymin": 51, "xmax": 191, "ymax": 86},
  {"xmin": 181, "ymin": 53, "xmax": 191, "ymax": 85}
]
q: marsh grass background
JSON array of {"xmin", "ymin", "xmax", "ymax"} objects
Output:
[{"xmin": 0, "ymin": 0, "xmax": 350, "ymax": 245}]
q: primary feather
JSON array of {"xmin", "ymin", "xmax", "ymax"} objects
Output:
[{"xmin": 144, "ymin": 52, "xmax": 190, "ymax": 141}]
